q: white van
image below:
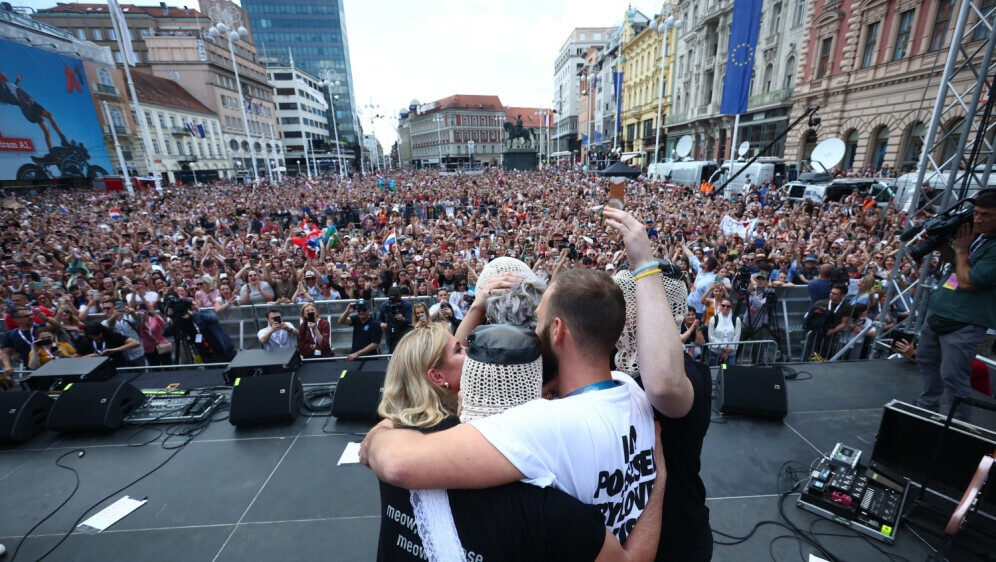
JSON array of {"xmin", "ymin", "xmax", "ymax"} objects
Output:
[
  {"xmin": 893, "ymin": 167, "xmax": 996, "ymax": 211},
  {"xmin": 709, "ymin": 158, "xmax": 795, "ymax": 196},
  {"xmin": 648, "ymin": 160, "xmax": 719, "ymax": 185}
]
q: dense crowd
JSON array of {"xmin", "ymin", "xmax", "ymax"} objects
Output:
[{"xmin": 0, "ymin": 167, "xmax": 927, "ymax": 379}]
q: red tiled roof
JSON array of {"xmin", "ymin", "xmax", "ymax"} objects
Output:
[
  {"xmin": 40, "ymin": 3, "xmax": 208, "ymax": 18},
  {"xmin": 503, "ymin": 107, "xmax": 552, "ymax": 127},
  {"xmin": 432, "ymin": 94, "xmax": 504, "ymax": 112},
  {"xmin": 129, "ymin": 70, "xmax": 214, "ymax": 115}
]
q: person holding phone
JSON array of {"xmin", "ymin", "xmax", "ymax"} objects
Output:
[
  {"xmin": 297, "ymin": 303, "xmax": 333, "ymax": 357},
  {"xmin": 412, "ymin": 303, "xmax": 430, "ymax": 329},
  {"xmin": 259, "ymin": 308, "xmax": 298, "ymax": 350},
  {"xmin": 338, "ymin": 300, "xmax": 382, "ymax": 360},
  {"xmin": 26, "ymin": 324, "xmax": 77, "ymax": 369}
]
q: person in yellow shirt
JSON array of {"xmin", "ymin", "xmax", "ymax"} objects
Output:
[{"xmin": 27, "ymin": 325, "xmax": 77, "ymax": 370}]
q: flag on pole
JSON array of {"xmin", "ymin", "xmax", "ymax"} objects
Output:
[
  {"xmin": 196, "ymin": 124, "xmax": 206, "ymax": 138},
  {"xmin": 58, "ymin": 204, "xmax": 70, "ymax": 214},
  {"xmin": 186, "ymin": 122, "xmax": 197, "ymax": 137},
  {"xmin": 382, "ymin": 229, "xmax": 397, "ymax": 253},
  {"xmin": 107, "ymin": 0, "xmax": 137, "ymax": 66},
  {"xmin": 720, "ymin": 0, "xmax": 764, "ymax": 115},
  {"xmin": 109, "ymin": 209, "xmax": 121, "ymax": 220},
  {"xmin": 376, "ymin": 172, "xmax": 384, "ymax": 180},
  {"xmin": 581, "ymin": 134, "xmax": 589, "ymax": 147},
  {"xmin": 614, "ymin": 72, "xmax": 624, "ymax": 133}
]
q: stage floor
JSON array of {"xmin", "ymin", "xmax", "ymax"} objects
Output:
[{"xmin": 1, "ymin": 359, "xmax": 993, "ymax": 561}]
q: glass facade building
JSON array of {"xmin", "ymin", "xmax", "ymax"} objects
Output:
[{"xmin": 241, "ymin": 0, "xmax": 358, "ymax": 152}]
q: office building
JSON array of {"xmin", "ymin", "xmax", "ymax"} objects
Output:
[{"xmin": 552, "ymin": 26, "xmax": 614, "ymax": 159}]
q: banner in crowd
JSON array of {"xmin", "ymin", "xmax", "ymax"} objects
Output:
[
  {"xmin": 719, "ymin": 215, "xmax": 758, "ymax": 238},
  {"xmin": 0, "ymin": 38, "xmax": 112, "ymax": 181}
]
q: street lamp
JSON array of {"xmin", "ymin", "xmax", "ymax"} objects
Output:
[
  {"xmin": 653, "ymin": 2, "xmax": 682, "ymax": 167},
  {"xmin": 207, "ymin": 4, "xmax": 259, "ymax": 181},
  {"xmin": 318, "ymin": 69, "xmax": 345, "ymax": 178},
  {"xmin": 432, "ymin": 116, "xmax": 444, "ymax": 170}
]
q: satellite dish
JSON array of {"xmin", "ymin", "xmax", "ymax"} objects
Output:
[
  {"xmin": 810, "ymin": 138, "xmax": 845, "ymax": 173},
  {"xmin": 675, "ymin": 135, "xmax": 693, "ymax": 159},
  {"xmin": 737, "ymin": 141, "xmax": 750, "ymax": 158}
]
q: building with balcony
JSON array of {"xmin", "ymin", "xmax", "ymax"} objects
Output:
[
  {"xmin": 553, "ymin": 26, "xmax": 614, "ymax": 159},
  {"xmin": 786, "ymin": 0, "xmax": 980, "ymax": 174},
  {"xmin": 406, "ymin": 95, "xmax": 505, "ymax": 169},
  {"xmin": 130, "ymin": 70, "xmax": 229, "ymax": 183},
  {"xmin": 264, "ymin": 59, "xmax": 333, "ymax": 175},
  {"xmin": 669, "ymin": 0, "xmax": 805, "ymax": 161},
  {"xmin": 619, "ymin": 6, "xmax": 678, "ymax": 166},
  {"xmin": 595, "ymin": 26, "xmax": 624, "ymax": 153},
  {"xmin": 240, "ymin": 0, "xmax": 359, "ymax": 168},
  {"xmin": 578, "ymin": 46, "xmax": 601, "ymax": 164}
]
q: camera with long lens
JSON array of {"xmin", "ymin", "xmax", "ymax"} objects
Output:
[
  {"xmin": 160, "ymin": 293, "xmax": 193, "ymax": 318},
  {"xmin": 900, "ymin": 198, "xmax": 976, "ymax": 262},
  {"xmin": 734, "ymin": 264, "xmax": 752, "ymax": 295}
]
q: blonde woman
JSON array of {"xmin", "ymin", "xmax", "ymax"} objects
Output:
[
  {"xmin": 700, "ymin": 282, "xmax": 729, "ymax": 326},
  {"xmin": 411, "ymin": 302, "xmax": 430, "ymax": 329},
  {"xmin": 297, "ymin": 303, "xmax": 333, "ymax": 357},
  {"xmin": 377, "ymin": 322, "xmax": 462, "ymax": 429}
]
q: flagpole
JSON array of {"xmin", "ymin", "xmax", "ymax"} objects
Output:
[
  {"xmin": 108, "ymin": 0, "xmax": 161, "ymax": 192},
  {"xmin": 102, "ymin": 100, "xmax": 134, "ymax": 197},
  {"xmin": 730, "ymin": 113, "xmax": 740, "ymax": 163}
]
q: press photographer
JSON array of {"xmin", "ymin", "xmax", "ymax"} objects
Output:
[
  {"xmin": 379, "ymin": 287, "xmax": 413, "ymax": 353},
  {"xmin": 912, "ymin": 189, "xmax": 996, "ymax": 421},
  {"xmin": 162, "ymin": 294, "xmax": 237, "ymax": 364},
  {"xmin": 741, "ymin": 271, "xmax": 778, "ymax": 364}
]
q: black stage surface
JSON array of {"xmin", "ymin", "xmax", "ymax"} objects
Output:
[{"xmin": 2, "ymin": 358, "xmax": 994, "ymax": 561}]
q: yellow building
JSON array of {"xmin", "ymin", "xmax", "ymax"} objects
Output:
[{"xmin": 619, "ymin": 6, "xmax": 678, "ymax": 167}]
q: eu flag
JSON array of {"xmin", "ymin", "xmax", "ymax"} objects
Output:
[{"xmin": 720, "ymin": 0, "xmax": 764, "ymax": 115}]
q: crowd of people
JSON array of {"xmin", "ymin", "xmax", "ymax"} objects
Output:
[{"xmin": 0, "ymin": 166, "xmax": 956, "ymax": 387}]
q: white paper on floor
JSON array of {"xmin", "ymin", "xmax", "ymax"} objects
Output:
[
  {"xmin": 338, "ymin": 442, "xmax": 362, "ymax": 465},
  {"xmin": 78, "ymin": 496, "xmax": 148, "ymax": 533}
]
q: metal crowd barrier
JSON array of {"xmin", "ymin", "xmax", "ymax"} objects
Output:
[{"xmin": 684, "ymin": 339, "xmax": 779, "ymax": 367}]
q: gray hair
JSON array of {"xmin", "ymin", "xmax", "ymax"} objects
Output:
[{"xmin": 485, "ymin": 274, "xmax": 548, "ymax": 329}]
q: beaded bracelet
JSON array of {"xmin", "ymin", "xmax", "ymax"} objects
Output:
[
  {"xmin": 633, "ymin": 268, "xmax": 661, "ymax": 281},
  {"xmin": 631, "ymin": 260, "xmax": 659, "ymax": 277}
]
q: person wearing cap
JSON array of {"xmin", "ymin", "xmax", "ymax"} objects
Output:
[
  {"xmin": 373, "ymin": 323, "xmax": 666, "ymax": 561},
  {"xmin": 338, "ymin": 299, "xmax": 382, "ymax": 360},
  {"xmin": 741, "ymin": 271, "xmax": 776, "ymax": 364},
  {"xmin": 301, "ymin": 270, "xmax": 322, "ymax": 301},
  {"xmin": 362, "ymin": 268, "xmax": 660, "ymax": 542},
  {"xmin": 795, "ymin": 253, "xmax": 821, "ymax": 285}
]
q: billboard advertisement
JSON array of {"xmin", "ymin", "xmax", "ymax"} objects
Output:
[{"xmin": 0, "ymin": 38, "xmax": 112, "ymax": 181}]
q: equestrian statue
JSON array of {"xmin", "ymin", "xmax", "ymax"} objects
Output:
[{"xmin": 503, "ymin": 114, "xmax": 534, "ymax": 149}]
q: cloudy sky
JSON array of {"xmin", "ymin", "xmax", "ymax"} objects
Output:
[{"xmin": 20, "ymin": 0, "xmax": 665, "ymax": 148}]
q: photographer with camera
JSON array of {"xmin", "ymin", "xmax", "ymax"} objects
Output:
[
  {"xmin": 915, "ymin": 190, "xmax": 996, "ymax": 422},
  {"xmin": 741, "ymin": 271, "xmax": 777, "ymax": 364},
  {"xmin": 26, "ymin": 324, "xmax": 77, "ymax": 369},
  {"xmin": 162, "ymin": 294, "xmax": 237, "ymax": 363},
  {"xmin": 259, "ymin": 308, "xmax": 298, "ymax": 351},
  {"xmin": 380, "ymin": 287, "xmax": 413, "ymax": 353}
]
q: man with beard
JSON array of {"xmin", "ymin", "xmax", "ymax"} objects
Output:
[{"xmin": 361, "ymin": 269, "xmax": 662, "ymax": 543}]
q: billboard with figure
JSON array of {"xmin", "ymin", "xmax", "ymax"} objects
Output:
[{"xmin": 0, "ymin": 38, "xmax": 111, "ymax": 181}]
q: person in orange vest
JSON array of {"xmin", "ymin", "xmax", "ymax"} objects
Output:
[{"xmin": 700, "ymin": 180, "xmax": 708, "ymax": 194}]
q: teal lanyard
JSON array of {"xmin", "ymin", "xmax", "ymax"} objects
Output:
[{"xmin": 565, "ymin": 380, "xmax": 621, "ymax": 397}]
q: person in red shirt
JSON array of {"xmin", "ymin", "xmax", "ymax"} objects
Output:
[{"xmin": 4, "ymin": 291, "xmax": 54, "ymax": 331}]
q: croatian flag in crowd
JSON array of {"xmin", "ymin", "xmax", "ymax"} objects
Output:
[
  {"xmin": 382, "ymin": 229, "xmax": 397, "ymax": 252},
  {"xmin": 376, "ymin": 172, "xmax": 384, "ymax": 180},
  {"xmin": 306, "ymin": 181, "xmax": 314, "ymax": 190},
  {"xmin": 58, "ymin": 204, "xmax": 70, "ymax": 214},
  {"xmin": 109, "ymin": 209, "xmax": 121, "ymax": 220}
]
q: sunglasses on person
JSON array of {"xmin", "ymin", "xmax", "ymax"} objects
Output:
[{"xmin": 720, "ymin": 304, "xmax": 732, "ymax": 308}]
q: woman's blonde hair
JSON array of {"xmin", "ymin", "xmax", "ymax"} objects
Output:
[
  {"xmin": 411, "ymin": 302, "xmax": 429, "ymax": 327},
  {"xmin": 377, "ymin": 322, "xmax": 459, "ymax": 428},
  {"xmin": 299, "ymin": 302, "xmax": 318, "ymax": 319}
]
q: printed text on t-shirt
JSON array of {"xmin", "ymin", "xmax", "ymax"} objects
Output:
[{"xmin": 593, "ymin": 425, "xmax": 656, "ymax": 543}]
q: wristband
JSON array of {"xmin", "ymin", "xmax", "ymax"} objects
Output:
[
  {"xmin": 631, "ymin": 260, "xmax": 659, "ymax": 277},
  {"xmin": 633, "ymin": 268, "xmax": 661, "ymax": 281}
]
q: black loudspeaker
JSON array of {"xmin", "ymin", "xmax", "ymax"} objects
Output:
[
  {"xmin": 331, "ymin": 370, "xmax": 386, "ymax": 419},
  {"xmin": 46, "ymin": 381, "xmax": 145, "ymax": 432},
  {"xmin": 716, "ymin": 365, "xmax": 788, "ymax": 419},
  {"xmin": 229, "ymin": 373, "xmax": 303, "ymax": 427},
  {"xmin": 0, "ymin": 391, "xmax": 54, "ymax": 442},
  {"xmin": 223, "ymin": 348, "xmax": 301, "ymax": 385},
  {"xmin": 26, "ymin": 356, "xmax": 116, "ymax": 391}
]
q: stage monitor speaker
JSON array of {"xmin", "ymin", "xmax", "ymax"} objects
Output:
[
  {"xmin": 26, "ymin": 356, "xmax": 115, "ymax": 391},
  {"xmin": 0, "ymin": 390, "xmax": 54, "ymax": 442},
  {"xmin": 716, "ymin": 364, "xmax": 788, "ymax": 419},
  {"xmin": 46, "ymin": 381, "xmax": 145, "ymax": 432},
  {"xmin": 331, "ymin": 370, "xmax": 386, "ymax": 419},
  {"xmin": 229, "ymin": 373, "xmax": 303, "ymax": 427},
  {"xmin": 223, "ymin": 348, "xmax": 301, "ymax": 385}
]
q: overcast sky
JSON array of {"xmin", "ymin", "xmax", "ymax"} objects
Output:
[{"xmin": 19, "ymin": 0, "xmax": 664, "ymax": 149}]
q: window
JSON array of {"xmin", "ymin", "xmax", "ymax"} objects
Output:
[
  {"xmin": 771, "ymin": 3, "xmax": 782, "ymax": 34},
  {"xmin": 872, "ymin": 126, "xmax": 890, "ymax": 169},
  {"xmin": 98, "ymin": 67, "xmax": 113, "ymax": 86},
  {"xmin": 930, "ymin": 0, "xmax": 955, "ymax": 51},
  {"xmin": 92, "ymin": 28, "xmax": 103, "ymax": 40},
  {"xmin": 140, "ymin": 28, "xmax": 149, "ymax": 39},
  {"xmin": 816, "ymin": 37, "xmax": 833, "ymax": 78},
  {"xmin": 169, "ymin": 115, "xmax": 177, "ymax": 127},
  {"xmin": 212, "ymin": 122, "xmax": 219, "ymax": 134},
  {"xmin": 793, "ymin": 0, "xmax": 806, "ymax": 27},
  {"xmin": 109, "ymin": 108, "xmax": 125, "ymax": 127},
  {"xmin": 217, "ymin": 143, "xmax": 223, "ymax": 156},
  {"xmin": 188, "ymin": 142, "xmax": 194, "ymax": 156},
  {"xmin": 593, "ymin": 33, "xmax": 602, "ymax": 40},
  {"xmin": 844, "ymin": 130, "xmax": 859, "ymax": 169},
  {"xmin": 974, "ymin": 0, "xmax": 996, "ymax": 41},
  {"xmin": 108, "ymin": 27, "xmax": 117, "ymax": 40},
  {"xmin": 861, "ymin": 22, "xmax": 880, "ymax": 69},
  {"xmin": 763, "ymin": 63, "xmax": 773, "ymax": 92},
  {"xmin": 208, "ymin": 143, "xmax": 214, "ymax": 157},
  {"xmin": 75, "ymin": 28, "xmax": 86, "ymax": 40},
  {"xmin": 151, "ymin": 138, "xmax": 161, "ymax": 154},
  {"xmin": 784, "ymin": 57, "xmax": 796, "ymax": 89},
  {"xmin": 158, "ymin": 113, "xmax": 166, "ymax": 127},
  {"xmin": 580, "ymin": 32, "xmax": 586, "ymax": 40},
  {"xmin": 165, "ymin": 140, "xmax": 173, "ymax": 155},
  {"xmin": 225, "ymin": 116, "xmax": 231, "ymax": 128},
  {"xmin": 894, "ymin": 10, "xmax": 915, "ymax": 60},
  {"xmin": 113, "ymin": 51, "xmax": 124, "ymax": 64}
]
